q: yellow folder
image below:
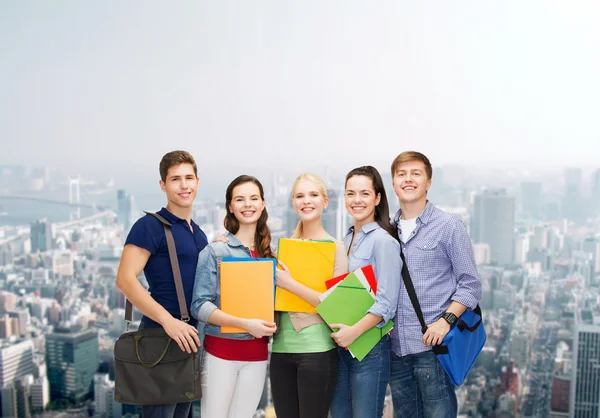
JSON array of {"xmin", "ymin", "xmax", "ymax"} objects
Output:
[
  {"xmin": 275, "ymin": 239, "xmax": 336, "ymax": 313},
  {"xmin": 220, "ymin": 258, "xmax": 275, "ymax": 333}
]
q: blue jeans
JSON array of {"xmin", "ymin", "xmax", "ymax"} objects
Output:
[
  {"xmin": 330, "ymin": 335, "xmax": 390, "ymax": 418},
  {"xmin": 138, "ymin": 321, "xmax": 193, "ymax": 418},
  {"xmin": 389, "ymin": 350, "xmax": 457, "ymax": 418}
]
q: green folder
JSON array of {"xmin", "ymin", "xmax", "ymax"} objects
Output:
[{"xmin": 316, "ymin": 272, "xmax": 393, "ymax": 361}]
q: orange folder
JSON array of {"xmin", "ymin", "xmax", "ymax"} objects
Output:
[
  {"xmin": 219, "ymin": 258, "xmax": 275, "ymax": 333},
  {"xmin": 275, "ymin": 239, "xmax": 336, "ymax": 313}
]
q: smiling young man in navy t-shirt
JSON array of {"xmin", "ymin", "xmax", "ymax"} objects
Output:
[{"xmin": 116, "ymin": 150, "xmax": 208, "ymax": 418}]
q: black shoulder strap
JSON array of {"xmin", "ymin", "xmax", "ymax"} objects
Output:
[
  {"xmin": 400, "ymin": 251, "xmax": 428, "ymax": 334},
  {"xmin": 124, "ymin": 211, "xmax": 189, "ymax": 324}
]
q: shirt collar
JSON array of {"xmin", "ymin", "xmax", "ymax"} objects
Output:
[
  {"xmin": 345, "ymin": 221, "xmax": 380, "ymax": 236},
  {"xmin": 223, "ymin": 231, "xmax": 246, "ymax": 248},
  {"xmin": 158, "ymin": 207, "xmax": 197, "ymax": 228},
  {"xmin": 394, "ymin": 201, "xmax": 433, "ymax": 226}
]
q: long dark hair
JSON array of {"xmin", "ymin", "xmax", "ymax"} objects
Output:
[
  {"xmin": 345, "ymin": 166, "xmax": 398, "ymax": 240},
  {"xmin": 224, "ymin": 175, "xmax": 273, "ymax": 258}
]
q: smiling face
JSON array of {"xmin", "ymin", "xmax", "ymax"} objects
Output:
[
  {"xmin": 292, "ymin": 179, "xmax": 328, "ymax": 223},
  {"xmin": 392, "ymin": 159, "xmax": 431, "ymax": 205},
  {"xmin": 345, "ymin": 175, "xmax": 381, "ymax": 226},
  {"xmin": 228, "ymin": 182, "xmax": 265, "ymax": 226},
  {"xmin": 159, "ymin": 163, "xmax": 198, "ymax": 210}
]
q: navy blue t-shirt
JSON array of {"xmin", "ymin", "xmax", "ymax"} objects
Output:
[{"xmin": 125, "ymin": 207, "xmax": 208, "ymax": 327}]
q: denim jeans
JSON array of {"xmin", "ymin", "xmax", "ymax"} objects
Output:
[
  {"xmin": 330, "ymin": 335, "xmax": 391, "ymax": 418},
  {"xmin": 389, "ymin": 350, "xmax": 457, "ymax": 418},
  {"xmin": 137, "ymin": 321, "xmax": 193, "ymax": 418}
]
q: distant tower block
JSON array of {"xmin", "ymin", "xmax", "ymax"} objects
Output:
[{"xmin": 68, "ymin": 177, "xmax": 81, "ymax": 220}]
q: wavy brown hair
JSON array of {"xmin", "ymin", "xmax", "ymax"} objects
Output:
[{"xmin": 224, "ymin": 175, "xmax": 273, "ymax": 259}]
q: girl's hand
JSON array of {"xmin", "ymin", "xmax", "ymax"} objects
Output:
[
  {"xmin": 330, "ymin": 323, "xmax": 360, "ymax": 347},
  {"xmin": 242, "ymin": 319, "xmax": 277, "ymax": 338},
  {"xmin": 276, "ymin": 261, "xmax": 296, "ymax": 291}
]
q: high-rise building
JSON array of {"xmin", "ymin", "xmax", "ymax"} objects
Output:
[
  {"xmin": 0, "ymin": 244, "xmax": 14, "ymax": 267},
  {"xmin": 582, "ymin": 236, "xmax": 600, "ymax": 275},
  {"xmin": 563, "ymin": 168, "xmax": 585, "ymax": 222},
  {"xmin": 94, "ymin": 373, "xmax": 115, "ymax": 418},
  {"xmin": 30, "ymin": 219, "xmax": 52, "ymax": 253},
  {"xmin": 592, "ymin": 169, "xmax": 600, "ymax": 211},
  {"xmin": 8, "ymin": 309, "xmax": 30, "ymax": 338},
  {"xmin": 322, "ymin": 189, "xmax": 340, "ymax": 240},
  {"xmin": 30, "ymin": 376, "xmax": 50, "ymax": 413},
  {"xmin": 45, "ymin": 327, "xmax": 99, "ymax": 402},
  {"xmin": 520, "ymin": 181, "xmax": 542, "ymax": 216},
  {"xmin": 1, "ymin": 385, "xmax": 18, "ymax": 418},
  {"xmin": 117, "ymin": 189, "xmax": 134, "ymax": 232},
  {"xmin": 0, "ymin": 314, "xmax": 12, "ymax": 338},
  {"xmin": 0, "ymin": 291, "xmax": 17, "ymax": 313},
  {"xmin": 551, "ymin": 373, "xmax": 570, "ymax": 414},
  {"xmin": 471, "ymin": 189, "xmax": 516, "ymax": 265},
  {"xmin": 0, "ymin": 339, "xmax": 34, "ymax": 388},
  {"xmin": 570, "ymin": 312, "xmax": 600, "ymax": 417}
]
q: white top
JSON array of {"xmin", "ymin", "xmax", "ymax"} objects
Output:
[{"xmin": 399, "ymin": 217, "xmax": 418, "ymax": 243}]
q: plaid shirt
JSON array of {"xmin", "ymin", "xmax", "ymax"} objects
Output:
[{"xmin": 391, "ymin": 201, "xmax": 482, "ymax": 357}]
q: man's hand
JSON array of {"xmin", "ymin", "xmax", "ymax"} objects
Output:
[
  {"xmin": 242, "ymin": 319, "xmax": 277, "ymax": 338},
  {"xmin": 422, "ymin": 318, "xmax": 450, "ymax": 346},
  {"xmin": 330, "ymin": 323, "xmax": 360, "ymax": 348},
  {"xmin": 161, "ymin": 316, "xmax": 201, "ymax": 353},
  {"xmin": 211, "ymin": 234, "xmax": 228, "ymax": 244}
]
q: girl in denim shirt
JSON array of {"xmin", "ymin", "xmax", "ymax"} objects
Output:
[
  {"xmin": 271, "ymin": 173, "xmax": 348, "ymax": 418},
  {"xmin": 329, "ymin": 166, "xmax": 402, "ymax": 418},
  {"xmin": 190, "ymin": 175, "xmax": 276, "ymax": 418}
]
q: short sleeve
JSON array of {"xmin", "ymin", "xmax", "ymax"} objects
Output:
[{"xmin": 125, "ymin": 216, "xmax": 161, "ymax": 255}]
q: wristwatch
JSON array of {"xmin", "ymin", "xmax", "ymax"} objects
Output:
[{"xmin": 441, "ymin": 312, "xmax": 458, "ymax": 326}]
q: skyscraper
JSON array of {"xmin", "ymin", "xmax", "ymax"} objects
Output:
[
  {"xmin": 570, "ymin": 312, "xmax": 600, "ymax": 418},
  {"xmin": 471, "ymin": 189, "xmax": 516, "ymax": 265},
  {"xmin": 117, "ymin": 189, "xmax": 134, "ymax": 232},
  {"xmin": 0, "ymin": 339, "xmax": 34, "ymax": 388},
  {"xmin": 520, "ymin": 181, "xmax": 542, "ymax": 216},
  {"xmin": 322, "ymin": 189, "xmax": 340, "ymax": 240},
  {"xmin": 30, "ymin": 219, "xmax": 52, "ymax": 253},
  {"xmin": 45, "ymin": 327, "xmax": 99, "ymax": 402},
  {"xmin": 592, "ymin": 169, "xmax": 600, "ymax": 211},
  {"xmin": 563, "ymin": 168, "xmax": 585, "ymax": 222}
]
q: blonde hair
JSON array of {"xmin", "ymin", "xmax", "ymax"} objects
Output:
[{"xmin": 290, "ymin": 173, "xmax": 328, "ymax": 239}]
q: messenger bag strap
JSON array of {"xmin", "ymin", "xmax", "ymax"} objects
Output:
[
  {"xmin": 124, "ymin": 212, "xmax": 190, "ymax": 323},
  {"xmin": 399, "ymin": 251, "xmax": 428, "ymax": 335}
]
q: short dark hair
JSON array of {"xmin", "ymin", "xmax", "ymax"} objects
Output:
[
  {"xmin": 390, "ymin": 151, "xmax": 433, "ymax": 180},
  {"xmin": 159, "ymin": 151, "xmax": 197, "ymax": 182}
]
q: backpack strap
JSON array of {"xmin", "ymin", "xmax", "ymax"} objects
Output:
[{"xmin": 124, "ymin": 211, "xmax": 189, "ymax": 325}]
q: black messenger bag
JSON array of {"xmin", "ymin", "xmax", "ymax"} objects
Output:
[{"xmin": 114, "ymin": 212, "xmax": 201, "ymax": 405}]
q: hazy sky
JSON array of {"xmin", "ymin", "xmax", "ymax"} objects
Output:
[{"xmin": 1, "ymin": 1, "xmax": 599, "ymax": 175}]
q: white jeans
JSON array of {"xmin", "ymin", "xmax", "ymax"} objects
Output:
[{"xmin": 200, "ymin": 351, "xmax": 268, "ymax": 418}]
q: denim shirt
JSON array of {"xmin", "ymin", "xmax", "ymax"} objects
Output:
[
  {"xmin": 343, "ymin": 222, "xmax": 402, "ymax": 327},
  {"xmin": 191, "ymin": 232, "xmax": 258, "ymax": 340}
]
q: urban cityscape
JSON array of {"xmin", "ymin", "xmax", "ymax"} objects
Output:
[{"xmin": 0, "ymin": 162, "xmax": 599, "ymax": 417}]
